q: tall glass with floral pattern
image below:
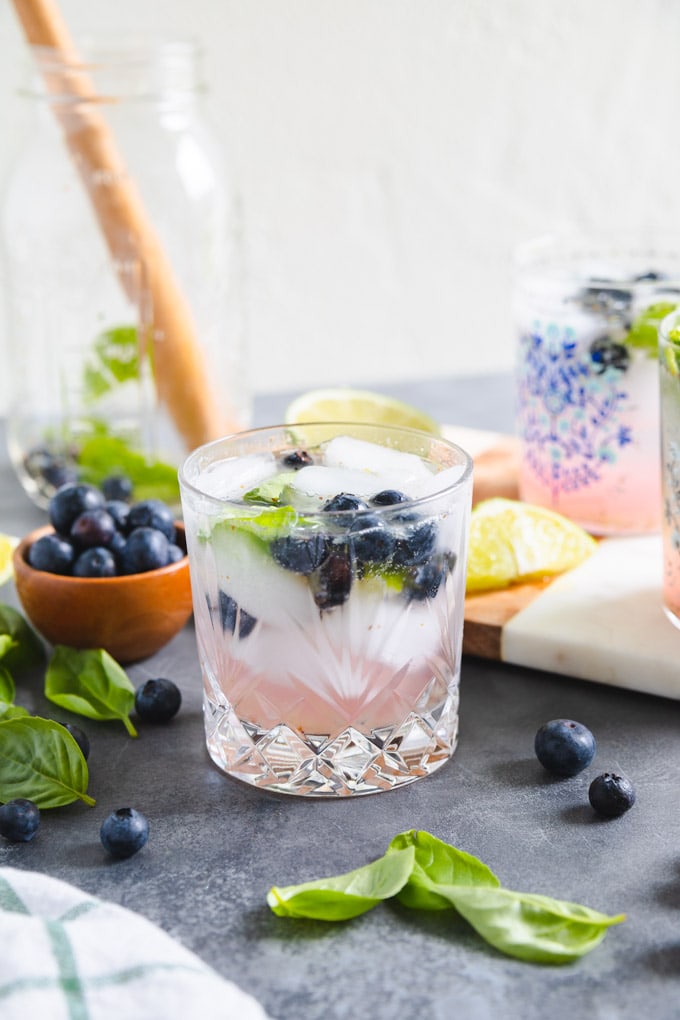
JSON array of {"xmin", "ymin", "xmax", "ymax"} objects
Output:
[
  {"xmin": 514, "ymin": 235, "xmax": 680, "ymax": 534},
  {"xmin": 179, "ymin": 422, "xmax": 472, "ymax": 797},
  {"xmin": 659, "ymin": 310, "xmax": 680, "ymax": 628}
]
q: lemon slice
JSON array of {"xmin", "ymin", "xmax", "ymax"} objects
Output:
[
  {"xmin": 466, "ymin": 498, "xmax": 597, "ymax": 594},
  {"xmin": 284, "ymin": 388, "xmax": 441, "ymax": 435},
  {"xmin": 0, "ymin": 533, "xmax": 19, "ymax": 587}
]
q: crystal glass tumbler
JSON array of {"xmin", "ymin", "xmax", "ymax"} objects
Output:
[
  {"xmin": 179, "ymin": 422, "xmax": 473, "ymax": 797},
  {"xmin": 659, "ymin": 309, "xmax": 680, "ymax": 628},
  {"xmin": 514, "ymin": 234, "xmax": 680, "ymax": 534}
]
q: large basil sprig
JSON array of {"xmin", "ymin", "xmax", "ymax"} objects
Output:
[{"xmin": 267, "ymin": 830, "xmax": 624, "ymax": 964}]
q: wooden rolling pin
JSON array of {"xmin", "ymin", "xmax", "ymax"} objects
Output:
[{"xmin": 11, "ymin": 0, "xmax": 238, "ymax": 449}]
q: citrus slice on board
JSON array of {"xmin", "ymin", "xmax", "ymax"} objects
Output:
[
  {"xmin": 0, "ymin": 534, "xmax": 19, "ymax": 587},
  {"xmin": 284, "ymin": 388, "xmax": 441, "ymax": 435},
  {"xmin": 466, "ymin": 498, "xmax": 597, "ymax": 594}
]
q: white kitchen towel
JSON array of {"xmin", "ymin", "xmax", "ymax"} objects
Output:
[{"xmin": 0, "ymin": 867, "xmax": 272, "ymax": 1020}]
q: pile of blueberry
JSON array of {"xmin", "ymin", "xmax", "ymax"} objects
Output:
[
  {"xmin": 534, "ymin": 718, "xmax": 636, "ymax": 818},
  {"xmin": 27, "ymin": 478, "xmax": 184, "ymax": 578},
  {"xmin": 269, "ymin": 486, "xmax": 454, "ymax": 611}
]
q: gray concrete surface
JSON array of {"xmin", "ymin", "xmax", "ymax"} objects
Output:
[{"xmin": 2, "ymin": 376, "xmax": 679, "ymax": 1019}]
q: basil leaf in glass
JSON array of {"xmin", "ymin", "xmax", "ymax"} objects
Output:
[
  {"xmin": 267, "ymin": 845, "xmax": 416, "ymax": 921},
  {"xmin": 45, "ymin": 646, "xmax": 138, "ymax": 737},
  {"xmin": 0, "ymin": 663, "xmax": 15, "ymax": 705},
  {"xmin": 438, "ymin": 885, "xmax": 625, "ymax": 965},
  {"xmin": 77, "ymin": 433, "xmax": 179, "ymax": 504},
  {"xmin": 0, "ymin": 605, "xmax": 45, "ymax": 673},
  {"xmin": 83, "ymin": 324, "xmax": 140, "ymax": 403},
  {"xmin": 388, "ymin": 829, "xmax": 500, "ymax": 911},
  {"xmin": 0, "ymin": 716, "xmax": 94, "ymax": 807}
]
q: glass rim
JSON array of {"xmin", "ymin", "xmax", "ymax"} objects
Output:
[
  {"xmin": 514, "ymin": 230, "xmax": 680, "ymax": 277},
  {"xmin": 178, "ymin": 420, "xmax": 474, "ymax": 516}
]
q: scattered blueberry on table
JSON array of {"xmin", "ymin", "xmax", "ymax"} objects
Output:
[
  {"xmin": 534, "ymin": 718, "xmax": 597, "ymax": 777},
  {"xmin": 589, "ymin": 772, "xmax": 636, "ymax": 818},
  {"xmin": 63, "ymin": 723, "xmax": 91, "ymax": 761},
  {"xmin": 0, "ymin": 798, "xmax": 41, "ymax": 843},
  {"xmin": 134, "ymin": 678, "xmax": 182, "ymax": 723},
  {"xmin": 100, "ymin": 808, "xmax": 149, "ymax": 859}
]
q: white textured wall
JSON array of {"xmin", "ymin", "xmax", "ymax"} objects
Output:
[{"xmin": 1, "ymin": 0, "xmax": 680, "ymax": 409}]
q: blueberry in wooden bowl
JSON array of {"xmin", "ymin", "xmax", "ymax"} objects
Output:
[{"xmin": 12, "ymin": 484, "xmax": 193, "ymax": 664}]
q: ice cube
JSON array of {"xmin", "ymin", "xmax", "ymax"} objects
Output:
[
  {"xmin": 289, "ymin": 465, "xmax": 386, "ymax": 503},
  {"xmin": 410, "ymin": 463, "xmax": 469, "ymax": 499},
  {"xmin": 198, "ymin": 453, "xmax": 277, "ymax": 500},
  {"xmin": 323, "ymin": 436, "xmax": 432, "ymax": 484}
]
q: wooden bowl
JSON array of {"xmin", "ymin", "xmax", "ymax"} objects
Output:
[{"xmin": 13, "ymin": 523, "xmax": 193, "ymax": 664}]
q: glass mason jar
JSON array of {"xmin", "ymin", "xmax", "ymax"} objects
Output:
[
  {"xmin": 514, "ymin": 234, "xmax": 680, "ymax": 535},
  {"xmin": 1, "ymin": 37, "xmax": 250, "ymax": 509}
]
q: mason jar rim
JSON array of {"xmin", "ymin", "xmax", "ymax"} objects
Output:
[
  {"xmin": 18, "ymin": 35, "xmax": 204, "ymax": 102},
  {"xmin": 514, "ymin": 231, "xmax": 680, "ymax": 281},
  {"xmin": 179, "ymin": 421, "xmax": 474, "ymax": 516}
]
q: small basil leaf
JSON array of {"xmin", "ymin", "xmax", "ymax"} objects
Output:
[
  {"xmin": 267, "ymin": 845, "xmax": 416, "ymax": 920},
  {"xmin": 0, "ymin": 703, "xmax": 30, "ymax": 720},
  {"xmin": 0, "ymin": 605, "xmax": 45, "ymax": 673},
  {"xmin": 389, "ymin": 830, "xmax": 500, "ymax": 911},
  {"xmin": 0, "ymin": 664, "xmax": 15, "ymax": 704},
  {"xmin": 0, "ymin": 716, "xmax": 94, "ymax": 807},
  {"xmin": 441, "ymin": 885, "xmax": 625, "ymax": 965},
  {"xmin": 45, "ymin": 646, "xmax": 138, "ymax": 737}
]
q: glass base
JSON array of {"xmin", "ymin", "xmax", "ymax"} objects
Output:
[{"xmin": 204, "ymin": 689, "xmax": 459, "ymax": 797}]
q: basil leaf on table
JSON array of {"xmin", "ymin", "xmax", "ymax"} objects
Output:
[
  {"xmin": 0, "ymin": 664, "xmax": 15, "ymax": 705},
  {"xmin": 0, "ymin": 605, "xmax": 45, "ymax": 673},
  {"xmin": 267, "ymin": 829, "xmax": 625, "ymax": 963},
  {"xmin": 267, "ymin": 845, "xmax": 416, "ymax": 921},
  {"xmin": 439, "ymin": 885, "xmax": 625, "ymax": 964},
  {"xmin": 0, "ymin": 703, "xmax": 30, "ymax": 720},
  {"xmin": 388, "ymin": 829, "xmax": 500, "ymax": 911},
  {"xmin": 0, "ymin": 716, "xmax": 94, "ymax": 807},
  {"xmin": 45, "ymin": 646, "xmax": 138, "ymax": 737}
]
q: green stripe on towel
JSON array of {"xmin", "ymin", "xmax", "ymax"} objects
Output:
[
  {"xmin": 45, "ymin": 919, "xmax": 91, "ymax": 1020},
  {"xmin": 0, "ymin": 874, "xmax": 29, "ymax": 914}
]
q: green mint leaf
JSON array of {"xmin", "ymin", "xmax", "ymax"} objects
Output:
[
  {"xmin": 0, "ymin": 664, "xmax": 16, "ymax": 705},
  {"xmin": 0, "ymin": 716, "xmax": 94, "ymax": 807},
  {"xmin": 267, "ymin": 845, "xmax": 416, "ymax": 920},
  {"xmin": 45, "ymin": 646, "xmax": 138, "ymax": 737},
  {"xmin": 77, "ymin": 433, "xmax": 179, "ymax": 504},
  {"xmin": 83, "ymin": 325, "xmax": 140, "ymax": 403},
  {"xmin": 244, "ymin": 472, "xmax": 299, "ymax": 505},
  {"xmin": 212, "ymin": 506, "xmax": 301, "ymax": 543},
  {"xmin": 0, "ymin": 605, "xmax": 45, "ymax": 673},
  {"xmin": 625, "ymin": 301, "xmax": 677, "ymax": 355},
  {"xmin": 389, "ymin": 830, "xmax": 500, "ymax": 911},
  {"xmin": 439, "ymin": 885, "xmax": 625, "ymax": 965}
]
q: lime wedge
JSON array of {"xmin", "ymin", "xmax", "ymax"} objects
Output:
[
  {"xmin": 466, "ymin": 498, "xmax": 596, "ymax": 594},
  {"xmin": 284, "ymin": 388, "xmax": 441, "ymax": 435},
  {"xmin": 0, "ymin": 533, "xmax": 19, "ymax": 587}
]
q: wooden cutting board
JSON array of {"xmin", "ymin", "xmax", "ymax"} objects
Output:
[{"xmin": 444, "ymin": 426, "xmax": 680, "ymax": 700}]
